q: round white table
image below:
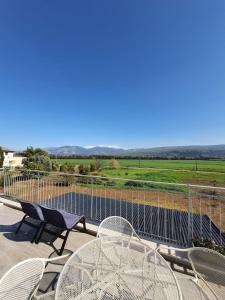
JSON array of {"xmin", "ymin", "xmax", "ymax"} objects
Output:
[{"xmin": 56, "ymin": 236, "xmax": 182, "ymax": 300}]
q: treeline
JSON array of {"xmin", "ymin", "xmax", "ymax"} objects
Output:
[
  {"xmin": 49, "ymin": 154, "xmax": 223, "ymax": 160},
  {"xmin": 21, "ymin": 147, "xmax": 120, "ymax": 174}
]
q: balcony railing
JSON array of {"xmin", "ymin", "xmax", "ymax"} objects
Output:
[{"xmin": 1, "ymin": 168, "xmax": 225, "ymax": 247}]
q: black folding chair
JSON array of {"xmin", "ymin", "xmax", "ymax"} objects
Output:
[
  {"xmin": 36, "ymin": 206, "xmax": 86, "ymax": 255},
  {"xmin": 16, "ymin": 200, "xmax": 45, "ymax": 243}
]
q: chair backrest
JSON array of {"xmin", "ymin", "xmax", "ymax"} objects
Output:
[
  {"xmin": 0, "ymin": 258, "xmax": 45, "ymax": 300},
  {"xmin": 97, "ymin": 216, "xmax": 140, "ymax": 240},
  {"xmin": 19, "ymin": 200, "xmax": 44, "ymax": 221},
  {"xmin": 188, "ymin": 247, "xmax": 225, "ymax": 300},
  {"xmin": 39, "ymin": 205, "xmax": 66, "ymax": 229}
]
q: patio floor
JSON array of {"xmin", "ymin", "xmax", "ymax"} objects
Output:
[
  {"xmin": 0, "ymin": 204, "xmax": 215, "ymax": 300},
  {"xmin": 0, "ymin": 205, "xmax": 95, "ymax": 277}
]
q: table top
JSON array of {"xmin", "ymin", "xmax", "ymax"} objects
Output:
[{"xmin": 56, "ymin": 236, "xmax": 182, "ymax": 300}]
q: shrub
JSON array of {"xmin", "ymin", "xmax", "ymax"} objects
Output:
[
  {"xmin": 52, "ymin": 161, "xmax": 61, "ymax": 172},
  {"xmin": 0, "ymin": 174, "xmax": 4, "ymax": 188},
  {"xmin": 90, "ymin": 163, "xmax": 96, "ymax": 172},
  {"xmin": 0, "ymin": 147, "xmax": 4, "ymax": 168},
  {"xmin": 78, "ymin": 164, "xmax": 90, "ymax": 175},
  {"xmin": 192, "ymin": 238, "xmax": 225, "ymax": 256},
  {"xmin": 111, "ymin": 159, "xmax": 120, "ymax": 169},
  {"xmin": 62, "ymin": 174, "xmax": 74, "ymax": 186},
  {"xmin": 23, "ymin": 154, "xmax": 52, "ymax": 171},
  {"xmin": 124, "ymin": 180, "xmax": 145, "ymax": 188},
  {"xmin": 95, "ymin": 159, "xmax": 102, "ymax": 170},
  {"xmin": 24, "ymin": 146, "xmax": 49, "ymax": 157}
]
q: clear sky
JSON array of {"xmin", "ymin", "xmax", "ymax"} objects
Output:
[{"xmin": 0, "ymin": 0, "xmax": 225, "ymax": 150}]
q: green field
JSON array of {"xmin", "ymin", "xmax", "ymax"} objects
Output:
[
  {"xmin": 52, "ymin": 158, "xmax": 225, "ymax": 187},
  {"xmin": 53, "ymin": 158, "xmax": 225, "ymax": 172},
  {"xmin": 98, "ymin": 168, "xmax": 225, "ymax": 187}
]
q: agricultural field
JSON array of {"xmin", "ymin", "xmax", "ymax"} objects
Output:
[
  {"xmin": 52, "ymin": 158, "xmax": 225, "ymax": 188},
  {"xmin": 98, "ymin": 168, "xmax": 225, "ymax": 188},
  {"xmin": 52, "ymin": 158, "xmax": 225, "ymax": 172}
]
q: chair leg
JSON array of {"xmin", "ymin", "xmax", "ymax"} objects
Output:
[
  {"xmin": 15, "ymin": 215, "xmax": 26, "ymax": 234},
  {"xmin": 31, "ymin": 222, "xmax": 44, "ymax": 243},
  {"xmin": 59, "ymin": 230, "xmax": 70, "ymax": 256},
  {"xmin": 82, "ymin": 218, "xmax": 86, "ymax": 232},
  {"xmin": 35, "ymin": 222, "xmax": 47, "ymax": 244}
]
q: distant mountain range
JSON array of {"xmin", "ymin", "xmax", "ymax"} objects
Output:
[{"xmin": 45, "ymin": 144, "xmax": 225, "ymax": 158}]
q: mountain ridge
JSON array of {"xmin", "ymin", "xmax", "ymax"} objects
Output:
[{"xmin": 45, "ymin": 144, "xmax": 225, "ymax": 158}]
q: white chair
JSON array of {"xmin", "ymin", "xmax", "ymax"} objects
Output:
[
  {"xmin": 0, "ymin": 255, "xmax": 69, "ymax": 300},
  {"xmin": 157, "ymin": 246, "xmax": 225, "ymax": 300},
  {"xmin": 0, "ymin": 258, "xmax": 45, "ymax": 300},
  {"xmin": 97, "ymin": 216, "xmax": 141, "ymax": 240},
  {"xmin": 188, "ymin": 247, "xmax": 225, "ymax": 300}
]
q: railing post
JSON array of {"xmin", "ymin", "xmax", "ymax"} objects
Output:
[
  {"xmin": 91, "ymin": 177, "xmax": 94, "ymax": 220},
  {"xmin": 187, "ymin": 185, "xmax": 193, "ymax": 245},
  {"xmin": 3, "ymin": 168, "xmax": 6, "ymax": 195},
  {"xmin": 37, "ymin": 171, "xmax": 40, "ymax": 203}
]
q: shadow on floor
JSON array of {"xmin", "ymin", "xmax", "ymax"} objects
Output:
[
  {"xmin": 36, "ymin": 249, "xmax": 73, "ymax": 299},
  {"xmin": 1, "ymin": 217, "xmax": 67, "ymax": 253}
]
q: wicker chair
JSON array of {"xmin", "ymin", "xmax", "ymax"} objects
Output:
[{"xmin": 97, "ymin": 216, "xmax": 140, "ymax": 240}]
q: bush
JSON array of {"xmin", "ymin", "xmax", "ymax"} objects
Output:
[
  {"xmin": 23, "ymin": 154, "xmax": 52, "ymax": 171},
  {"xmin": 24, "ymin": 146, "xmax": 49, "ymax": 157},
  {"xmin": 78, "ymin": 164, "xmax": 90, "ymax": 175},
  {"xmin": 124, "ymin": 180, "xmax": 145, "ymax": 188},
  {"xmin": 61, "ymin": 174, "xmax": 74, "ymax": 186},
  {"xmin": 0, "ymin": 174, "xmax": 4, "ymax": 188},
  {"xmin": 0, "ymin": 147, "xmax": 4, "ymax": 168},
  {"xmin": 95, "ymin": 159, "xmax": 102, "ymax": 170},
  {"xmin": 111, "ymin": 159, "xmax": 120, "ymax": 169},
  {"xmin": 60, "ymin": 163, "xmax": 77, "ymax": 173},
  {"xmin": 90, "ymin": 163, "xmax": 96, "ymax": 172},
  {"xmin": 52, "ymin": 161, "xmax": 61, "ymax": 172},
  {"xmin": 192, "ymin": 238, "xmax": 225, "ymax": 256}
]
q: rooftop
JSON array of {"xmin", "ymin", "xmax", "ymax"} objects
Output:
[{"xmin": 0, "ymin": 146, "xmax": 15, "ymax": 152}]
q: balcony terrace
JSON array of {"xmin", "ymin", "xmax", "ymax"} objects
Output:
[{"xmin": 0, "ymin": 169, "xmax": 224, "ymax": 299}]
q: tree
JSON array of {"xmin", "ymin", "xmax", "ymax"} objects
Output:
[
  {"xmin": 23, "ymin": 154, "xmax": 52, "ymax": 171},
  {"xmin": 23, "ymin": 147, "xmax": 52, "ymax": 172},
  {"xmin": 0, "ymin": 147, "xmax": 4, "ymax": 168},
  {"xmin": 95, "ymin": 159, "xmax": 102, "ymax": 170},
  {"xmin": 24, "ymin": 147, "xmax": 49, "ymax": 157},
  {"xmin": 111, "ymin": 159, "xmax": 120, "ymax": 169}
]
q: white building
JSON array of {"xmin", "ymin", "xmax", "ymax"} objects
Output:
[{"xmin": 1, "ymin": 147, "xmax": 24, "ymax": 168}]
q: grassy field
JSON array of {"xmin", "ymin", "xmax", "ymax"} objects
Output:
[
  {"xmin": 53, "ymin": 158, "xmax": 225, "ymax": 172},
  {"xmin": 98, "ymin": 168, "xmax": 225, "ymax": 187},
  {"xmin": 52, "ymin": 158, "xmax": 225, "ymax": 187}
]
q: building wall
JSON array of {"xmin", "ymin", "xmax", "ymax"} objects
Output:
[
  {"xmin": 3, "ymin": 152, "xmax": 14, "ymax": 167},
  {"xmin": 3, "ymin": 152, "xmax": 24, "ymax": 168}
]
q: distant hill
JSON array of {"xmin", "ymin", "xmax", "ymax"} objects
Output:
[
  {"xmin": 45, "ymin": 144, "xmax": 225, "ymax": 159},
  {"xmin": 45, "ymin": 146, "xmax": 127, "ymax": 156}
]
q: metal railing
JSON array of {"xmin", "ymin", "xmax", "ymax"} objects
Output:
[{"xmin": 2, "ymin": 169, "xmax": 225, "ymax": 247}]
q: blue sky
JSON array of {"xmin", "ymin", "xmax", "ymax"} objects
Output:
[{"xmin": 0, "ymin": 1, "xmax": 225, "ymax": 150}]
